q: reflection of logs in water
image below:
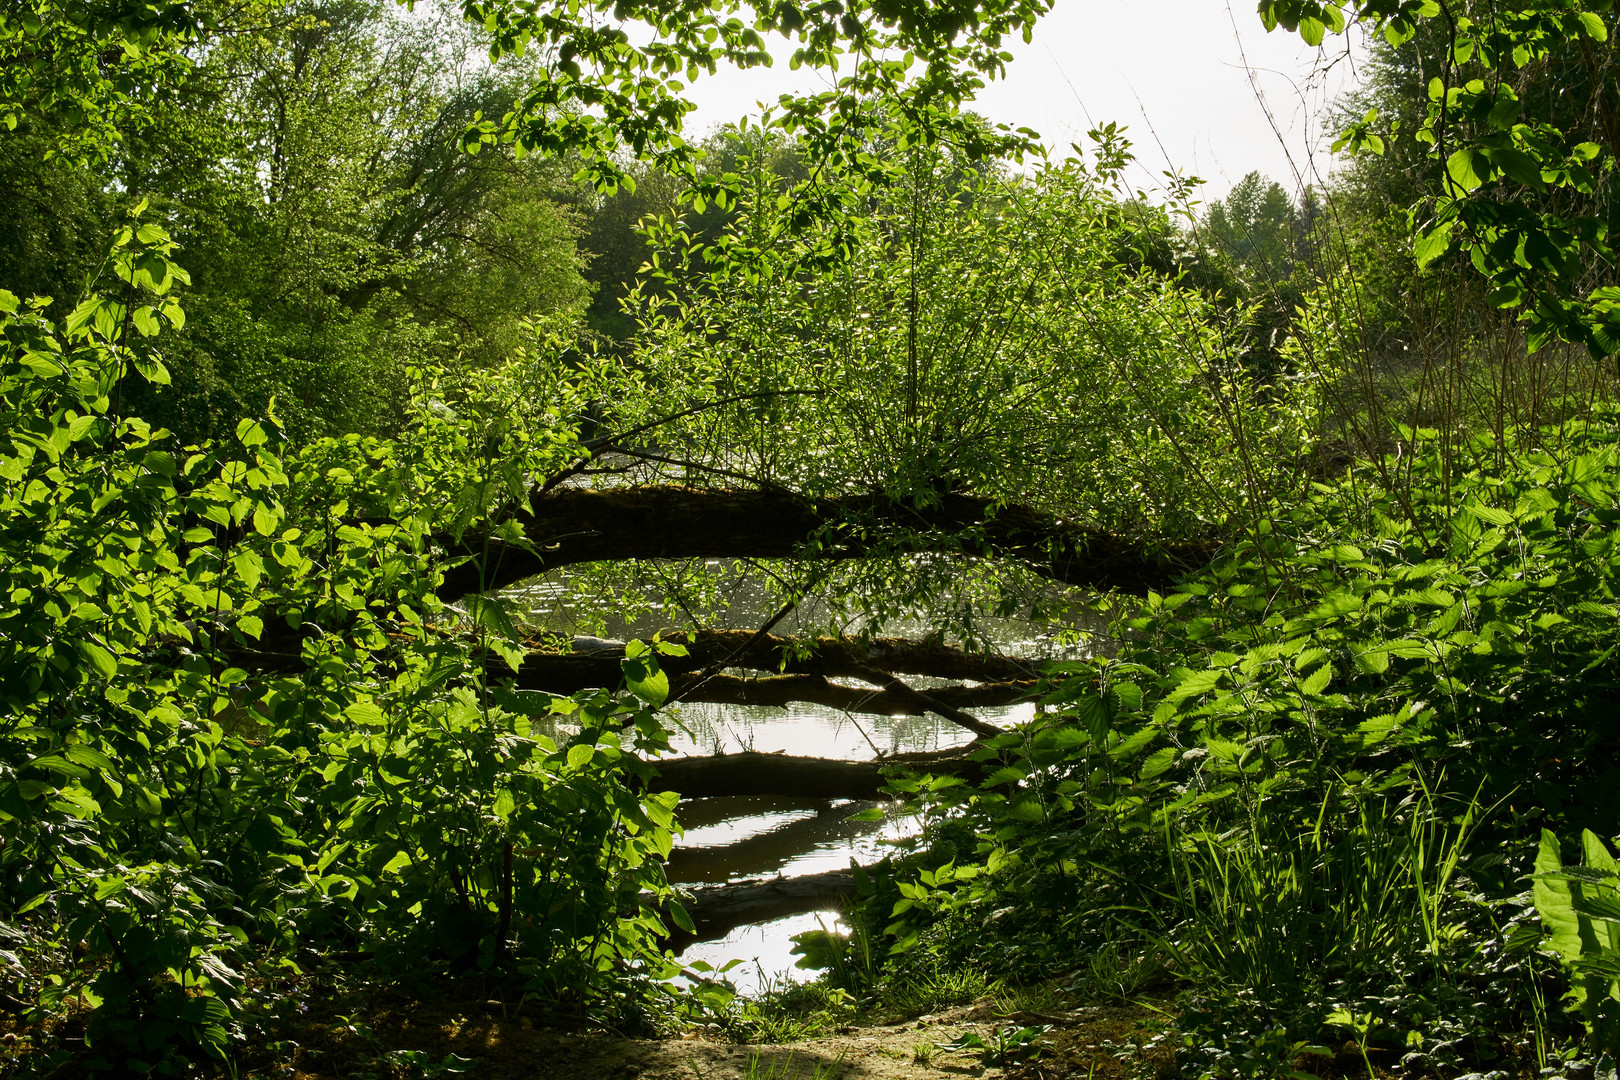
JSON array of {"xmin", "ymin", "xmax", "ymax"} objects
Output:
[
  {"xmin": 672, "ymin": 868, "xmax": 862, "ymax": 945},
  {"xmin": 667, "ymin": 800, "xmax": 883, "ymax": 884},
  {"xmin": 675, "ymin": 794, "xmax": 829, "ymax": 832}
]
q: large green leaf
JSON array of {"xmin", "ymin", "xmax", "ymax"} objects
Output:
[{"xmin": 1534, "ymin": 830, "xmax": 1583, "ymax": 961}]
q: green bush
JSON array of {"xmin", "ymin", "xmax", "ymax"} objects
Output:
[
  {"xmin": 878, "ymin": 415, "xmax": 1620, "ymax": 1071},
  {"xmin": 0, "ymin": 212, "xmax": 683, "ymax": 1073}
]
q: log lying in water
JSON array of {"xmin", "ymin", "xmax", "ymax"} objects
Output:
[
  {"xmin": 677, "ymin": 867, "xmax": 863, "ymax": 943},
  {"xmin": 486, "ymin": 627, "xmax": 1048, "ymax": 736},
  {"xmin": 648, "ymin": 747, "xmax": 985, "ymax": 800},
  {"xmin": 663, "ymin": 672, "xmax": 1037, "ymax": 716},
  {"xmin": 504, "ymin": 628, "xmax": 1044, "ymax": 692}
]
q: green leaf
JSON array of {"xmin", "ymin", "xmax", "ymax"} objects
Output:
[
  {"xmin": 1486, "ymin": 146, "xmax": 1545, "ymax": 188},
  {"xmin": 1466, "ymin": 503, "xmax": 1514, "ymax": 526},
  {"xmin": 345, "ymin": 701, "xmax": 387, "ymax": 727},
  {"xmin": 567, "ymin": 744, "xmax": 595, "ymax": 769},
  {"xmin": 1535, "ymin": 829, "xmax": 1585, "ymax": 963},
  {"xmin": 1352, "ymin": 646, "xmax": 1390, "ymax": 674},
  {"xmin": 1446, "ymin": 148, "xmax": 1489, "ymax": 192},
  {"xmin": 64, "ymin": 745, "xmax": 115, "ymax": 772},
  {"xmin": 65, "ymin": 296, "xmax": 101, "ymax": 335},
  {"xmin": 1168, "ymin": 668, "xmax": 1225, "ymax": 700},
  {"xmin": 1139, "ymin": 746, "xmax": 1177, "ymax": 779},
  {"xmin": 1414, "ymin": 221, "xmax": 1454, "ymax": 269},
  {"xmin": 236, "ymin": 419, "xmax": 269, "ymax": 447},
  {"xmin": 27, "ymin": 755, "xmax": 88, "ymax": 779},
  {"xmin": 622, "ymin": 654, "xmax": 670, "ymax": 706},
  {"xmin": 468, "ymin": 596, "xmax": 519, "ymax": 641},
  {"xmin": 133, "ymin": 353, "xmax": 170, "ymax": 385},
  {"xmin": 79, "ymin": 641, "xmax": 119, "ymax": 679},
  {"xmin": 1299, "ymin": 663, "xmax": 1332, "ymax": 696},
  {"xmin": 1578, "ymin": 11, "xmax": 1607, "ymax": 41},
  {"xmin": 252, "ymin": 503, "xmax": 279, "ymax": 537},
  {"xmin": 668, "ymin": 900, "xmax": 697, "ymax": 934}
]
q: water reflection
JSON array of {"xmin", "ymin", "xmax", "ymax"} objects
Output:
[
  {"xmin": 502, "ymin": 565, "xmax": 1098, "ymax": 993},
  {"xmin": 668, "ymin": 798, "xmax": 919, "ymax": 884},
  {"xmin": 663, "ymin": 697, "xmax": 1008, "ymax": 761},
  {"xmin": 679, "ymin": 911, "xmax": 846, "ymax": 998},
  {"xmin": 504, "ymin": 562, "xmax": 1108, "ymax": 660}
]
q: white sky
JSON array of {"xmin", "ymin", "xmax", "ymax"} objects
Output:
[{"xmin": 678, "ymin": 0, "xmax": 1366, "ymax": 203}]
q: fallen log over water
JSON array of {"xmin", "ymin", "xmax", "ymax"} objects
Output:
[
  {"xmin": 647, "ymin": 747, "xmax": 985, "ymax": 800},
  {"xmin": 491, "ymin": 628, "xmax": 1045, "ymax": 735},
  {"xmin": 438, "ymin": 485, "xmax": 1217, "ymax": 601},
  {"xmin": 678, "ymin": 867, "xmax": 863, "ymax": 942},
  {"xmin": 506, "ymin": 628, "xmax": 1043, "ymax": 690},
  {"xmin": 664, "ymin": 672, "xmax": 1037, "ymax": 716}
]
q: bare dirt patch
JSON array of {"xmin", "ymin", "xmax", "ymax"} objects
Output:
[{"xmin": 241, "ymin": 991, "xmax": 1170, "ymax": 1080}]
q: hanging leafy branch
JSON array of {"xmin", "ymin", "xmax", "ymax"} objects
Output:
[{"xmin": 1264, "ymin": 0, "xmax": 1619, "ymax": 357}]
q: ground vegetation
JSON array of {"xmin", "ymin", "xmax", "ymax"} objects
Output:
[{"xmin": 3, "ymin": 0, "xmax": 1620, "ymax": 1077}]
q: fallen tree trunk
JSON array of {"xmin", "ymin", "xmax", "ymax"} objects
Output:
[
  {"xmin": 504, "ymin": 628, "xmax": 1043, "ymax": 689},
  {"xmin": 438, "ymin": 486, "xmax": 1216, "ymax": 601},
  {"xmin": 493, "ymin": 628, "xmax": 1045, "ymax": 733},
  {"xmin": 677, "ymin": 867, "xmax": 863, "ymax": 942},
  {"xmin": 660, "ymin": 672, "xmax": 1037, "ymax": 716},
  {"xmin": 647, "ymin": 747, "xmax": 984, "ymax": 800}
]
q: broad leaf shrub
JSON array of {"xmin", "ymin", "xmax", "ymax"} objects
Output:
[
  {"xmin": 1535, "ymin": 828, "xmax": 1620, "ymax": 1057},
  {"xmin": 877, "ymin": 418, "xmax": 1620, "ymax": 1074},
  {"xmin": 0, "ymin": 219, "xmax": 684, "ymax": 1074}
]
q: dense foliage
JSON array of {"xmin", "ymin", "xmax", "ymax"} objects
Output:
[
  {"xmin": 3, "ymin": 0, "xmax": 1620, "ymax": 1075},
  {"xmin": 0, "ymin": 209, "xmax": 704, "ymax": 1072},
  {"xmin": 840, "ymin": 418, "xmax": 1613, "ymax": 1071}
]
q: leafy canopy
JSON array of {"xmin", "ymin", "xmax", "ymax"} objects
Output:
[{"xmin": 1263, "ymin": 0, "xmax": 1620, "ymax": 358}]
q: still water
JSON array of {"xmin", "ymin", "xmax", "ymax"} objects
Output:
[
  {"xmin": 505, "ymin": 566, "xmax": 1090, "ymax": 994},
  {"xmin": 662, "ymin": 698, "xmax": 1039, "ymax": 995}
]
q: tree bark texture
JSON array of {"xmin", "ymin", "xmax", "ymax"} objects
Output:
[
  {"xmin": 503, "ymin": 627, "xmax": 1044, "ymax": 688},
  {"xmin": 437, "ymin": 485, "xmax": 1216, "ymax": 600}
]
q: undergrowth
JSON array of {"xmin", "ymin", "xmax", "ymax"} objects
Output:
[{"xmin": 790, "ymin": 416, "xmax": 1620, "ymax": 1077}]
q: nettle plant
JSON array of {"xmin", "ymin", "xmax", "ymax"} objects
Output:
[
  {"xmin": 0, "ymin": 212, "xmax": 686, "ymax": 1073},
  {"xmin": 878, "ymin": 419, "xmax": 1620, "ymax": 1058}
]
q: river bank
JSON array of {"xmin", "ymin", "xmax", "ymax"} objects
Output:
[{"xmin": 223, "ymin": 973, "xmax": 1171, "ymax": 1080}]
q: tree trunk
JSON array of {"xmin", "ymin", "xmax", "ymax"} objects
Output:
[
  {"xmin": 661, "ymin": 672, "xmax": 1035, "ymax": 717},
  {"xmin": 503, "ymin": 629, "xmax": 1042, "ymax": 692},
  {"xmin": 437, "ymin": 485, "xmax": 1216, "ymax": 600}
]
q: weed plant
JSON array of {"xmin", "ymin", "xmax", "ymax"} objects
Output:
[{"xmin": 860, "ymin": 416, "xmax": 1620, "ymax": 1075}]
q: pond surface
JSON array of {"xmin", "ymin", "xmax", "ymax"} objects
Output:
[
  {"xmin": 505, "ymin": 565, "xmax": 1095, "ymax": 994},
  {"xmin": 662, "ymin": 698, "xmax": 1039, "ymax": 993}
]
